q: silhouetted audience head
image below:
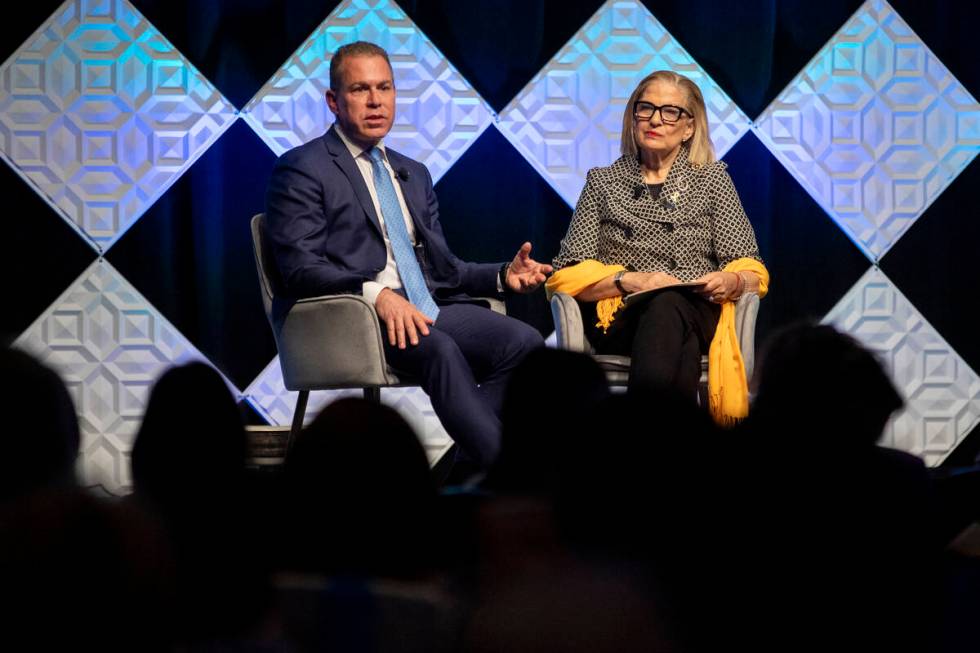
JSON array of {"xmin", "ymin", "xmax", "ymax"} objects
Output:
[
  {"xmin": 488, "ymin": 348, "xmax": 609, "ymax": 495},
  {"xmin": 0, "ymin": 487, "xmax": 177, "ymax": 651},
  {"xmin": 0, "ymin": 346, "xmax": 80, "ymax": 502},
  {"xmin": 130, "ymin": 362, "xmax": 272, "ymax": 645},
  {"xmin": 751, "ymin": 322, "xmax": 903, "ymax": 444},
  {"xmin": 131, "ymin": 361, "xmax": 246, "ymax": 510},
  {"xmin": 555, "ymin": 388, "xmax": 720, "ymax": 562},
  {"xmin": 736, "ymin": 323, "xmax": 939, "ymax": 652},
  {"xmin": 280, "ymin": 397, "xmax": 437, "ymax": 577}
]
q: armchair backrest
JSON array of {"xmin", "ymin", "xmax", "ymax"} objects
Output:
[{"xmin": 250, "ymin": 213, "xmax": 276, "ymax": 320}]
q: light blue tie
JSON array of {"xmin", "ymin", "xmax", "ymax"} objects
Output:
[{"xmin": 367, "ymin": 147, "xmax": 440, "ymax": 321}]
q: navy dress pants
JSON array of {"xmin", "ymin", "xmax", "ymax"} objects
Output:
[{"xmin": 381, "ymin": 303, "xmax": 543, "ymax": 467}]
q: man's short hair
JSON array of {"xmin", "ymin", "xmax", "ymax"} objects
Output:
[{"xmin": 329, "ymin": 41, "xmax": 393, "ymax": 92}]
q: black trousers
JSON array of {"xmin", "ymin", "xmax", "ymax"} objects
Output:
[{"xmin": 583, "ymin": 289, "xmax": 721, "ymax": 401}]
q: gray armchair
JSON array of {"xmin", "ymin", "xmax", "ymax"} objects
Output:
[
  {"xmin": 550, "ymin": 290, "xmax": 760, "ymax": 402},
  {"xmin": 251, "ymin": 213, "xmax": 504, "ymax": 445}
]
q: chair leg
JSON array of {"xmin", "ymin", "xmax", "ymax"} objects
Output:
[
  {"xmin": 287, "ymin": 390, "xmax": 309, "ymax": 456},
  {"xmin": 697, "ymin": 381, "xmax": 708, "ymax": 408},
  {"xmin": 363, "ymin": 386, "xmax": 381, "ymax": 403}
]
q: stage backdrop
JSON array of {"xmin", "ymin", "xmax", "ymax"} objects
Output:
[{"xmin": 2, "ymin": 0, "xmax": 978, "ymax": 493}]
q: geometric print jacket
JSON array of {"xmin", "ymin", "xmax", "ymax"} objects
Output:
[{"xmin": 553, "ymin": 145, "xmax": 763, "ymax": 281}]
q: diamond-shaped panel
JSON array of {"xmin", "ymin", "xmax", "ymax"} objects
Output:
[
  {"xmin": 0, "ymin": 0, "xmax": 238, "ymax": 252},
  {"xmin": 15, "ymin": 259, "xmax": 240, "ymax": 493},
  {"xmin": 496, "ymin": 0, "xmax": 752, "ymax": 207},
  {"xmin": 755, "ymin": 0, "xmax": 980, "ymax": 262},
  {"xmin": 823, "ymin": 267, "xmax": 980, "ymax": 465},
  {"xmin": 244, "ymin": 357, "xmax": 453, "ymax": 464},
  {"xmin": 241, "ymin": 0, "xmax": 493, "ymax": 183}
]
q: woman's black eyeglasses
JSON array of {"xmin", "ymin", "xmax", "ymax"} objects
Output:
[{"xmin": 633, "ymin": 101, "xmax": 691, "ymax": 124}]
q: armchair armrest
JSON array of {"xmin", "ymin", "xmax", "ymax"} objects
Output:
[
  {"xmin": 275, "ymin": 294, "xmax": 396, "ymax": 391},
  {"xmin": 482, "ymin": 297, "xmax": 506, "ymax": 315},
  {"xmin": 733, "ymin": 292, "xmax": 760, "ymax": 381},
  {"xmin": 274, "ymin": 294, "xmax": 505, "ymax": 392},
  {"xmin": 550, "ymin": 292, "xmax": 590, "ymax": 353}
]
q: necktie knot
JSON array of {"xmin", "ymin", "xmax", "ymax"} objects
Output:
[{"xmin": 368, "ymin": 146, "xmax": 384, "ymax": 164}]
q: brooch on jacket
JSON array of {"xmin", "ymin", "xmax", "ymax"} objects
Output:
[{"xmin": 661, "ymin": 190, "xmax": 681, "ymax": 210}]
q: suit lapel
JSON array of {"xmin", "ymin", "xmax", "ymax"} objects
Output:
[
  {"xmin": 656, "ymin": 146, "xmax": 691, "ymax": 219},
  {"xmin": 609, "ymin": 147, "xmax": 691, "ymax": 223},
  {"xmin": 609, "ymin": 154, "xmax": 647, "ymax": 210},
  {"xmin": 609, "ymin": 155, "xmax": 674, "ymax": 223},
  {"xmin": 322, "ymin": 126, "xmax": 384, "ymax": 239}
]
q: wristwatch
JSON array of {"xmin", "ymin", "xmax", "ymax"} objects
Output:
[{"xmin": 613, "ymin": 270, "xmax": 627, "ymax": 294}]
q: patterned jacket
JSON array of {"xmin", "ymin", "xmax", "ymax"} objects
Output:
[{"xmin": 553, "ymin": 146, "xmax": 762, "ymax": 280}]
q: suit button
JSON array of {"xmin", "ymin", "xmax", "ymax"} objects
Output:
[
  {"xmin": 668, "ymin": 259, "xmax": 677, "ymax": 270},
  {"xmin": 664, "ymin": 223, "xmax": 674, "ymax": 232}
]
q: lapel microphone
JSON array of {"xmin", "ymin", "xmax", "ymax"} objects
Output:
[
  {"xmin": 396, "ymin": 168, "xmax": 410, "ymax": 182},
  {"xmin": 633, "ymin": 185, "xmax": 645, "ymax": 200}
]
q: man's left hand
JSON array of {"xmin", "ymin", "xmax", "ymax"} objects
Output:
[{"xmin": 505, "ymin": 242, "xmax": 553, "ymax": 293}]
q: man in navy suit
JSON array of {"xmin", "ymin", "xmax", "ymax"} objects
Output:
[{"xmin": 265, "ymin": 41, "xmax": 551, "ymax": 469}]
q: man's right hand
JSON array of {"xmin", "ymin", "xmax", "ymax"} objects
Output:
[{"xmin": 374, "ymin": 288, "xmax": 434, "ymax": 348}]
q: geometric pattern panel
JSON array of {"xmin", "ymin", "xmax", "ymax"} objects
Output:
[
  {"xmin": 14, "ymin": 259, "xmax": 237, "ymax": 493},
  {"xmin": 496, "ymin": 0, "xmax": 753, "ymax": 207},
  {"xmin": 4, "ymin": 0, "xmax": 978, "ymax": 476},
  {"xmin": 823, "ymin": 267, "xmax": 980, "ymax": 466},
  {"xmin": 755, "ymin": 0, "xmax": 980, "ymax": 262},
  {"xmin": 240, "ymin": 0, "xmax": 493, "ymax": 183},
  {"xmin": 243, "ymin": 357, "xmax": 453, "ymax": 465},
  {"xmin": 0, "ymin": 0, "xmax": 238, "ymax": 252}
]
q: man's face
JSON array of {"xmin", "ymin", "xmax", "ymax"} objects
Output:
[{"xmin": 326, "ymin": 54, "xmax": 395, "ymax": 148}]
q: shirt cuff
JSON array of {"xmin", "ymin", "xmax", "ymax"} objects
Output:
[
  {"xmin": 497, "ymin": 263, "xmax": 507, "ymax": 293},
  {"xmin": 362, "ymin": 281, "xmax": 387, "ymax": 306}
]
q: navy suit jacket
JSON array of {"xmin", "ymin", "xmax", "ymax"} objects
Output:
[{"xmin": 265, "ymin": 125, "xmax": 501, "ymax": 303}]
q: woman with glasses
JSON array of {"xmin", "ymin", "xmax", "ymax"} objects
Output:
[{"xmin": 546, "ymin": 71, "xmax": 769, "ymax": 424}]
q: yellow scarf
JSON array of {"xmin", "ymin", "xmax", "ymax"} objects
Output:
[
  {"xmin": 545, "ymin": 258, "xmax": 770, "ymax": 426},
  {"xmin": 708, "ymin": 258, "xmax": 769, "ymax": 427},
  {"xmin": 545, "ymin": 260, "xmax": 627, "ymax": 331}
]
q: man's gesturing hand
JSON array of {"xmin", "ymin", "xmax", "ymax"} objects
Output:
[
  {"xmin": 505, "ymin": 242, "xmax": 553, "ymax": 293},
  {"xmin": 374, "ymin": 288, "xmax": 434, "ymax": 349}
]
